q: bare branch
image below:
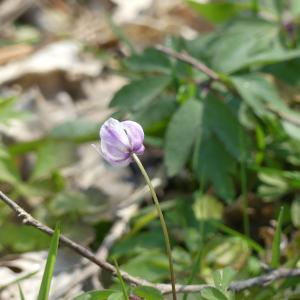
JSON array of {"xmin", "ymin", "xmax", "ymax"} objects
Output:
[
  {"xmin": 55, "ymin": 178, "xmax": 163, "ymax": 299},
  {"xmin": 155, "ymin": 45, "xmax": 220, "ymax": 81},
  {"xmin": 1, "ymin": 191, "xmax": 300, "ymax": 295},
  {"xmin": 229, "ymin": 268, "xmax": 300, "ymax": 292}
]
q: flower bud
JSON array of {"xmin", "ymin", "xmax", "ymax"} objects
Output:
[{"xmin": 98, "ymin": 118, "xmax": 144, "ymax": 166}]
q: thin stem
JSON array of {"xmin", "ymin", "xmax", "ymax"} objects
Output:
[
  {"xmin": 114, "ymin": 258, "xmax": 129, "ymax": 300},
  {"xmin": 131, "ymin": 153, "xmax": 177, "ymax": 300}
]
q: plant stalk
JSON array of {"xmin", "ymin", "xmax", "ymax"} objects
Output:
[{"xmin": 132, "ymin": 153, "xmax": 177, "ymax": 300}]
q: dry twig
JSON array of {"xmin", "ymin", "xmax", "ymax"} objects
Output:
[
  {"xmin": 1, "ymin": 191, "xmax": 300, "ymax": 294},
  {"xmin": 154, "ymin": 45, "xmax": 219, "ymax": 81},
  {"xmin": 55, "ymin": 178, "xmax": 162, "ymax": 299},
  {"xmin": 155, "ymin": 44, "xmax": 300, "ymax": 128}
]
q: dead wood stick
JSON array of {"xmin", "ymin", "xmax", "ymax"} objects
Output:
[
  {"xmin": 154, "ymin": 45, "xmax": 219, "ymax": 81},
  {"xmin": 1, "ymin": 191, "xmax": 300, "ymax": 294}
]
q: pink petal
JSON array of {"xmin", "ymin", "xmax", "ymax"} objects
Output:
[
  {"xmin": 121, "ymin": 120, "xmax": 144, "ymax": 152},
  {"xmin": 100, "ymin": 118, "xmax": 131, "ymax": 151}
]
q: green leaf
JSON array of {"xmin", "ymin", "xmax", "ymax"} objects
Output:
[
  {"xmin": 125, "ymin": 48, "xmax": 172, "ymax": 74},
  {"xmin": 187, "ymin": 0, "xmax": 250, "ymax": 23},
  {"xmin": 201, "ymin": 287, "xmax": 228, "ymax": 300},
  {"xmin": 203, "ymin": 94, "xmax": 248, "ymax": 160},
  {"xmin": 109, "ymin": 76, "xmax": 170, "ymax": 111},
  {"xmin": 205, "ymin": 237, "xmax": 250, "ymax": 269},
  {"xmin": 193, "ymin": 194, "xmax": 224, "ymax": 221},
  {"xmin": 107, "ymin": 292, "xmax": 124, "ymax": 300},
  {"xmin": 271, "ymin": 207, "xmax": 284, "ymax": 268},
  {"xmin": 212, "ymin": 267, "xmax": 236, "ymax": 291},
  {"xmin": 265, "ymin": 58, "xmax": 300, "ymax": 86},
  {"xmin": 37, "ymin": 224, "xmax": 60, "ymax": 300},
  {"xmin": 0, "ymin": 145, "xmax": 9, "ymax": 158},
  {"xmin": 194, "ymin": 132, "xmax": 236, "ymax": 202},
  {"xmin": 165, "ymin": 99, "xmax": 202, "ymax": 176},
  {"xmin": 200, "ymin": 18, "xmax": 300, "ymax": 73},
  {"xmin": 73, "ymin": 290, "xmax": 116, "ymax": 300},
  {"xmin": 232, "ymin": 73, "xmax": 285, "ymax": 116},
  {"xmin": 133, "ymin": 96, "xmax": 177, "ymax": 134},
  {"xmin": 291, "ymin": 196, "xmax": 300, "ymax": 227},
  {"xmin": 49, "ymin": 191, "xmax": 102, "ymax": 217},
  {"xmin": 0, "ymin": 156, "xmax": 21, "ymax": 185},
  {"xmin": 290, "ymin": 0, "xmax": 300, "ymax": 17},
  {"xmin": 216, "ymin": 222, "xmax": 264, "ymax": 254},
  {"xmin": 0, "ymin": 223, "xmax": 50, "ymax": 252},
  {"xmin": 282, "ymin": 121, "xmax": 300, "ymax": 141},
  {"xmin": 31, "ymin": 140, "xmax": 77, "ymax": 180},
  {"xmin": 50, "ymin": 119, "xmax": 99, "ymax": 143},
  {"xmin": 120, "ymin": 251, "xmax": 169, "ymax": 282},
  {"xmin": 0, "ymin": 97, "xmax": 30, "ymax": 124},
  {"xmin": 133, "ymin": 286, "xmax": 163, "ymax": 300}
]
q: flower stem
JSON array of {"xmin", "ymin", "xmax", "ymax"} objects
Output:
[{"xmin": 132, "ymin": 153, "xmax": 177, "ymax": 300}]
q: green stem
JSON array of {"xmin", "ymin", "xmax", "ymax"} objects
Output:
[
  {"xmin": 114, "ymin": 258, "xmax": 129, "ymax": 300},
  {"xmin": 132, "ymin": 153, "xmax": 177, "ymax": 300}
]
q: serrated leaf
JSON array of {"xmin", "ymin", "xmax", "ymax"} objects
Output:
[
  {"xmin": 194, "ymin": 133, "xmax": 236, "ymax": 202},
  {"xmin": 72, "ymin": 290, "xmax": 116, "ymax": 300},
  {"xmin": 165, "ymin": 99, "xmax": 202, "ymax": 176},
  {"xmin": 31, "ymin": 140, "xmax": 77, "ymax": 180},
  {"xmin": 37, "ymin": 224, "xmax": 60, "ymax": 300},
  {"xmin": 109, "ymin": 76, "xmax": 170, "ymax": 111},
  {"xmin": 133, "ymin": 286, "xmax": 163, "ymax": 300}
]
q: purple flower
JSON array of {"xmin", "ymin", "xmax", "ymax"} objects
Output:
[{"xmin": 97, "ymin": 118, "xmax": 144, "ymax": 166}]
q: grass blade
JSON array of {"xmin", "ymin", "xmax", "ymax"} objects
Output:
[
  {"xmin": 18, "ymin": 283, "xmax": 26, "ymax": 300},
  {"xmin": 113, "ymin": 258, "xmax": 129, "ymax": 300},
  {"xmin": 37, "ymin": 224, "xmax": 60, "ymax": 300},
  {"xmin": 271, "ymin": 207, "xmax": 284, "ymax": 268}
]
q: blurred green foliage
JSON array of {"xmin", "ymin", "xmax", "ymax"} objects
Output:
[{"xmin": 1, "ymin": 0, "xmax": 300, "ymax": 299}]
